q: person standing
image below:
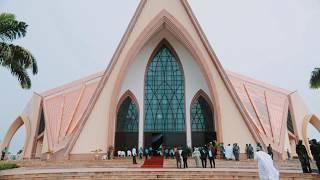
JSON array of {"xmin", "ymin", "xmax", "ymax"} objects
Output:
[
  {"xmin": 267, "ymin": 144, "xmax": 273, "ymax": 160},
  {"xmin": 139, "ymin": 147, "xmax": 143, "ymax": 159},
  {"xmin": 245, "ymin": 144, "xmax": 249, "ymax": 159},
  {"xmin": 248, "ymin": 144, "xmax": 254, "ymax": 159},
  {"xmin": 170, "ymin": 148, "xmax": 175, "ymax": 159},
  {"xmin": 309, "ymin": 139, "xmax": 320, "ymax": 174},
  {"xmin": 233, "ymin": 143, "xmax": 240, "ymax": 161},
  {"xmin": 174, "ymin": 148, "xmax": 182, "ymax": 168},
  {"xmin": 208, "ymin": 144, "xmax": 215, "ymax": 168},
  {"xmin": 220, "ymin": 143, "xmax": 226, "ymax": 160},
  {"xmin": 132, "ymin": 147, "xmax": 137, "ymax": 164},
  {"xmin": 164, "ymin": 148, "xmax": 169, "ymax": 159},
  {"xmin": 1, "ymin": 147, "xmax": 7, "ymax": 160},
  {"xmin": 192, "ymin": 148, "xmax": 201, "ymax": 168},
  {"xmin": 144, "ymin": 147, "xmax": 149, "ymax": 160},
  {"xmin": 181, "ymin": 148, "xmax": 188, "ymax": 168},
  {"xmin": 200, "ymin": 146, "xmax": 208, "ymax": 168},
  {"xmin": 149, "ymin": 146, "xmax": 153, "ymax": 156},
  {"xmin": 296, "ymin": 140, "xmax": 312, "ymax": 173},
  {"xmin": 225, "ymin": 144, "xmax": 234, "ymax": 160}
]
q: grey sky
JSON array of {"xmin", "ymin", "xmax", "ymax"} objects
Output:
[{"xmin": 0, "ymin": 0, "xmax": 319, "ymax": 153}]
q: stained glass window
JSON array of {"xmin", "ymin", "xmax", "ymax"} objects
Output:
[
  {"xmin": 116, "ymin": 96, "xmax": 139, "ymax": 132},
  {"xmin": 191, "ymin": 95, "xmax": 214, "ymax": 132},
  {"xmin": 144, "ymin": 44, "xmax": 185, "ymax": 132}
]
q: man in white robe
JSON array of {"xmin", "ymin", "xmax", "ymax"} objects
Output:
[
  {"xmin": 192, "ymin": 148, "xmax": 201, "ymax": 168},
  {"xmin": 254, "ymin": 147, "xmax": 279, "ymax": 180},
  {"xmin": 225, "ymin": 144, "xmax": 235, "ymax": 160}
]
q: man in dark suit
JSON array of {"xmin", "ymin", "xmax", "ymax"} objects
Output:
[
  {"xmin": 181, "ymin": 148, "xmax": 188, "ymax": 168},
  {"xmin": 296, "ymin": 140, "xmax": 312, "ymax": 173},
  {"xmin": 208, "ymin": 144, "xmax": 216, "ymax": 168},
  {"xmin": 200, "ymin": 146, "xmax": 208, "ymax": 168}
]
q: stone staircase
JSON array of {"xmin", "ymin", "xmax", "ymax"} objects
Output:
[
  {"xmin": 163, "ymin": 158, "xmax": 314, "ymax": 171},
  {"xmin": 14, "ymin": 158, "xmax": 143, "ymax": 168},
  {"xmin": 0, "ymin": 169, "xmax": 318, "ymax": 180},
  {"xmin": 0, "ymin": 158, "xmax": 318, "ymax": 179}
]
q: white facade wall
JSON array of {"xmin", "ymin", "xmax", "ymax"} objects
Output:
[{"xmin": 119, "ymin": 29, "xmax": 211, "ymax": 148}]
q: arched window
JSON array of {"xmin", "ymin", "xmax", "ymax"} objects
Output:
[
  {"xmin": 115, "ymin": 94, "xmax": 139, "ymax": 151},
  {"xmin": 144, "ymin": 41, "xmax": 185, "ymax": 132},
  {"xmin": 116, "ymin": 96, "xmax": 139, "ymax": 132},
  {"xmin": 191, "ymin": 95, "xmax": 214, "ymax": 132},
  {"xmin": 191, "ymin": 92, "xmax": 215, "ymax": 147}
]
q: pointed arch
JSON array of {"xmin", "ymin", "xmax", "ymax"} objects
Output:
[
  {"xmin": 116, "ymin": 90, "xmax": 140, "ymax": 116},
  {"xmin": 190, "ymin": 89, "xmax": 215, "ymax": 147},
  {"xmin": 114, "ymin": 90, "xmax": 139, "ymax": 151},
  {"xmin": 144, "ymin": 39, "xmax": 186, "ymax": 132}
]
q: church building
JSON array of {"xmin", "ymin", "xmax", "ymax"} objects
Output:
[{"xmin": 2, "ymin": 0, "xmax": 319, "ymax": 161}]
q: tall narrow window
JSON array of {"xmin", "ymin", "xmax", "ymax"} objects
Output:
[
  {"xmin": 287, "ymin": 109, "xmax": 294, "ymax": 134},
  {"xmin": 144, "ymin": 43, "xmax": 185, "ymax": 132},
  {"xmin": 115, "ymin": 95, "xmax": 139, "ymax": 151},
  {"xmin": 191, "ymin": 94, "xmax": 215, "ymax": 147},
  {"xmin": 37, "ymin": 109, "xmax": 45, "ymax": 135}
]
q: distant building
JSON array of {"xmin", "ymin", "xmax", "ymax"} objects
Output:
[{"xmin": 1, "ymin": 0, "xmax": 319, "ymax": 161}]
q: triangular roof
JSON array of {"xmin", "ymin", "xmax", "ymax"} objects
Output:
[
  {"xmin": 64, "ymin": 0, "xmax": 267, "ymax": 158},
  {"xmin": 227, "ymin": 71, "xmax": 292, "ymax": 153},
  {"xmin": 40, "ymin": 72, "xmax": 103, "ymax": 152}
]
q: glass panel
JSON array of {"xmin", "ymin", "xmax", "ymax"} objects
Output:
[
  {"xmin": 144, "ymin": 45, "xmax": 185, "ymax": 132},
  {"xmin": 116, "ymin": 96, "xmax": 139, "ymax": 132},
  {"xmin": 287, "ymin": 109, "xmax": 294, "ymax": 134},
  {"xmin": 191, "ymin": 95, "xmax": 214, "ymax": 132},
  {"xmin": 38, "ymin": 109, "xmax": 45, "ymax": 135}
]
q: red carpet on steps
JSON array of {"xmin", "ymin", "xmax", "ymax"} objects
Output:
[{"xmin": 141, "ymin": 156, "xmax": 164, "ymax": 168}]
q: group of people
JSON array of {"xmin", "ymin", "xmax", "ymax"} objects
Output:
[
  {"xmin": 0, "ymin": 147, "xmax": 23, "ymax": 161},
  {"xmin": 116, "ymin": 139, "xmax": 320, "ymax": 176},
  {"xmin": 173, "ymin": 142, "xmax": 217, "ymax": 169},
  {"xmin": 296, "ymin": 139, "xmax": 320, "ymax": 174},
  {"xmin": 219, "ymin": 142, "xmax": 273, "ymax": 161},
  {"xmin": 221, "ymin": 143, "xmax": 241, "ymax": 161}
]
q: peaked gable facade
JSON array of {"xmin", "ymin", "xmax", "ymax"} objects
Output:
[{"xmin": 66, "ymin": 0, "xmax": 260, "ymax": 159}]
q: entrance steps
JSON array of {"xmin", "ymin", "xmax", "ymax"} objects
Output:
[
  {"xmin": 0, "ymin": 158, "xmax": 318, "ymax": 179},
  {"xmin": 0, "ymin": 168, "xmax": 318, "ymax": 180},
  {"xmin": 142, "ymin": 156, "xmax": 164, "ymax": 168},
  {"xmin": 164, "ymin": 159, "xmax": 314, "ymax": 171}
]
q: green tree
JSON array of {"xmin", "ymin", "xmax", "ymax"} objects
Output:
[
  {"xmin": 0, "ymin": 13, "xmax": 37, "ymax": 89},
  {"xmin": 310, "ymin": 67, "xmax": 320, "ymax": 89}
]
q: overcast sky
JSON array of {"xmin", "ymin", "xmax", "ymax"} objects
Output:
[{"xmin": 0, "ymin": 0, "xmax": 319, "ymax": 153}]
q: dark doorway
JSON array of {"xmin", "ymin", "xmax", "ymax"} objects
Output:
[
  {"xmin": 152, "ymin": 133, "xmax": 163, "ymax": 152},
  {"xmin": 144, "ymin": 132, "xmax": 186, "ymax": 148},
  {"xmin": 191, "ymin": 132, "xmax": 216, "ymax": 147}
]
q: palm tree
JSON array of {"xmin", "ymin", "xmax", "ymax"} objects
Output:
[
  {"xmin": 0, "ymin": 13, "xmax": 37, "ymax": 89},
  {"xmin": 310, "ymin": 67, "xmax": 320, "ymax": 89}
]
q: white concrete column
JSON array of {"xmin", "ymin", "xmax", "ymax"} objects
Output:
[
  {"xmin": 186, "ymin": 107, "xmax": 192, "ymax": 147},
  {"xmin": 138, "ymin": 108, "xmax": 144, "ymax": 149}
]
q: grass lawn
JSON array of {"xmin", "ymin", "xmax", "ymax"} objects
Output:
[{"xmin": 0, "ymin": 161, "xmax": 19, "ymax": 170}]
